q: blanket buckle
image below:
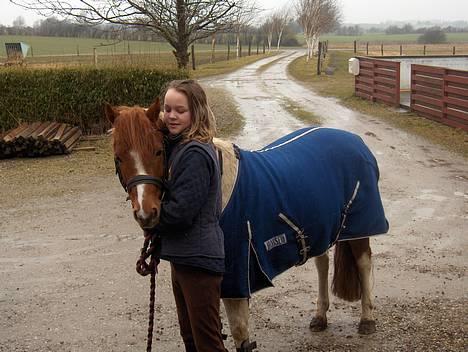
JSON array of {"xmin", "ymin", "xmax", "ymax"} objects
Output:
[{"xmin": 278, "ymin": 213, "xmax": 310, "ymax": 266}]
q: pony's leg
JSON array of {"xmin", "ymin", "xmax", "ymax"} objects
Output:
[
  {"xmin": 310, "ymin": 251, "xmax": 329, "ymax": 331},
  {"xmin": 223, "ymin": 298, "xmax": 257, "ymax": 351},
  {"xmin": 349, "ymin": 238, "xmax": 376, "ymax": 334}
]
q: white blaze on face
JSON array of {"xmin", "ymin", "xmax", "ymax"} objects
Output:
[{"xmin": 130, "ymin": 150, "xmax": 149, "ymax": 219}]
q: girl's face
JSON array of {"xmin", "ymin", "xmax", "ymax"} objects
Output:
[{"xmin": 163, "ymin": 88, "xmax": 192, "ymax": 136}]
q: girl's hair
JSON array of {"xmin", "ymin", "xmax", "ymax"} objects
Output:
[{"xmin": 162, "ymin": 79, "xmax": 216, "ymax": 143}]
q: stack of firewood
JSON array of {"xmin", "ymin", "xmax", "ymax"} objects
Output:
[{"xmin": 0, "ymin": 122, "xmax": 82, "ymax": 159}]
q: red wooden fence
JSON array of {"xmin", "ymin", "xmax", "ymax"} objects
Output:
[
  {"xmin": 411, "ymin": 64, "xmax": 468, "ymax": 131},
  {"xmin": 355, "ymin": 57, "xmax": 400, "ymax": 107}
]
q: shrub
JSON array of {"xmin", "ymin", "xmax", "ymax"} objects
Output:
[
  {"xmin": 417, "ymin": 29, "xmax": 447, "ymax": 44},
  {"xmin": 0, "ymin": 67, "xmax": 187, "ymax": 133}
]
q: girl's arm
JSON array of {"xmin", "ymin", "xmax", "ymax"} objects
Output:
[{"xmin": 154, "ymin": 149, "xmax": 214, "ymax": 235}]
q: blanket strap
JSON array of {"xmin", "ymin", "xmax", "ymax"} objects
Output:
[
  {"xmin": 278, "ymin": 213, "xmax": 310, "ymax": 266},
  {"xmin": 333, "ymin": 180, "xmax": 361, "ymax": 245}
]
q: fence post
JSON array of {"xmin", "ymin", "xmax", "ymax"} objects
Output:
[
  {"xmin": 353, "ymin": 40, "xmax": 357, "ymax": 53},
  {"xmin": 366, "ymin": 42, "xmax": 369, "ymax": 55},
  {"xmin": 30, "ymin": 46, "xmax": 34, "ymax": 57},
  {"xmin": 211, "ymin": 34, "xmax": 216, "ymax": 64},
  {"xmin": 227, "ymin": 42, "xmax": 230, "ymax": 61},
  {"xmin": 400, "ymin": 45, "xmax": 402, "ymax": 56},
  {"xmin": 128, "ymin": 43, "xmax": 131, "ymax": 55},
  {"xmin": 93, "ymin": 48, "xmax": 98, "ymax": 67},
  {"xmin": 257, "ymin": 41, "xmax": 259, "ymax": 55},
  {"xmin": 453, "ymin": 46, "xmax": 456, "ymax": 55},
  {"xmin": 317, "ymin": 42, "xmax": 322, "ymax": 75},
  {"xmin": 381, "ymin": 43, "xmax": 384, "ymax": 56},
  {"xmin": 191, "ymin": 44, "xmax": 196, "ymax": 70},
  {"xmin": 248, "ymin": 38, "xmax": 251, "ymax": 56},
  {"xmin": 423, "ymin": 45, "xmax": 426, "ymax": 55},
  {"xmin": 77, "ymin": 45, "xmax": 80, "ymax": 56},
  {"xmin": 263, "ymin": 43, "xmax": 265, "ymax": 54}
]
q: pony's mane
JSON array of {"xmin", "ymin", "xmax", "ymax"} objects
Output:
[
  {"xmin": 113, "ymin": 106, "xmax": 161, "ymax": 154},
  {"xmin": 213, "ymin": 137, "xmax": 235, "ymax": 159}
]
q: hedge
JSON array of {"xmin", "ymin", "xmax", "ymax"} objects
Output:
[{"xmin": 0, "ymin": 67, "xmax": 187, "ymax": 133}]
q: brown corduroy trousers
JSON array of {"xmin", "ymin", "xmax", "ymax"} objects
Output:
[{"xmin": 171, "ymin": 264, "xmax": 228, "ymax": 352}]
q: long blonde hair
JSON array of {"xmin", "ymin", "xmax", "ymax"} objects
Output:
[{"xmin": 162, "ymin": 79, "xmax": 216, "ymax": 143}]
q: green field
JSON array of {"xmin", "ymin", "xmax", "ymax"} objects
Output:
[
  {"xmin": 321, "ymin": 32, "xmax": 468, "ymax": 44},
  {"xmin": 0, "ymin": 35, "xmax": 228, "ymax": 57}
]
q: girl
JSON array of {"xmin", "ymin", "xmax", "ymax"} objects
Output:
[{"xmin": 151, "ymin": 79, "xmax": 227, "ymax": 352}]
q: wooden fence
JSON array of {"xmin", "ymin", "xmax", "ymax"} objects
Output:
[
  {"xmin": 355, "ymin": 57, "xmax": 400, "ymax": 107},
  {"xmin": 411, "ymin": 64, "xmax": 468, "ymax": 131}
]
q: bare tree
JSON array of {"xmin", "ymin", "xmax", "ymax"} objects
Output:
[
  {"xmin": 231, "ymin": 0, "xmax": 259, "ymax": 58},
  {"xmin": 263, "ymin": 17, "xmax": 275, "ymax": 53},
  {"xmin": 272, "ymin": 6, "xmax": 292, "ymax": 51},
  {"xmin": 296, "ymin": 0, "xmax": 340, "ymax": 60},
  {"xmin": 10, "ymin": 0, "xmax": 242, "ymax": 68}
]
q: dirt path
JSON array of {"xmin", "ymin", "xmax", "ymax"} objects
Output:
[{"xmin": 1, "ymin": 51, "xmax": 466, "ymax": 352}]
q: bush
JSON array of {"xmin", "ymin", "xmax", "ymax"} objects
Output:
[
  {"xmin": 0, "ymin": 67, "xmax": 187, "ymax": 133},
  {"xmin": 417, "ymin": 29, "xmax": 447, "ymax": 44}
]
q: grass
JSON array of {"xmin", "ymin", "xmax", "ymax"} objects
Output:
[
  {"xmin": 192, "ymin": 51, "xmax": 276, "ymax": 78},
  {"xmin": 0, "ymin": 34, "xmax": 276, "ymax": 72},
  {"xmin": 288, "ymin": 51, "xmax": 468, "ymax": 158},
  {"xmin": 321, "ymin": 32, "xmax": 468, "ymax": 44},
  {"xmin": 279, "ymin": 96, "xmax": 322, "ymax": 125},
  {"xmin": 256, "ymin": 51, "xmax": 289, "ymax": 73},
  {"xmin": 0, "ymin": 33, "xmax": 278, "ymax": 79},
  {"xmin": 0, "ymin": 34, "xmax": 225, "ymax": 57},
  {"xmin": 205, "ymin": 87, "xmax": 244, "ymax": 137}
]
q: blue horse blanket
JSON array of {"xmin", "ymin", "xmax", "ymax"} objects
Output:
[{"xmin": 220, "ymin": 127, "xmax": 389, "ymax": 298}]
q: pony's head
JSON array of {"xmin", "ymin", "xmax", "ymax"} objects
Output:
[{"xmin": 105, "ymin": 100, "xmax": 166, "ymax": 230}]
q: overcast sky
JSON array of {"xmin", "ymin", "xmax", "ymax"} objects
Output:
[{"xmin": 0, "ymin": 0, "xmax": 467, "ymax": 26}]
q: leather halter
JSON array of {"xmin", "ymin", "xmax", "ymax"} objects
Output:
[{"xmin": 114, "ymin": 156, "xmax": 167, "ymax": 194}]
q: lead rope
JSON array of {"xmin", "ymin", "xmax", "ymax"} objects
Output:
[{"xmin": 136, "ymin": 232, "xmax": 160, "ymax": 352}]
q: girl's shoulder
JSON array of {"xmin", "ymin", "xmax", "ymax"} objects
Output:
[{"xmin": 170, "ymin": 140, "xmax": 217, "ymax": 173}]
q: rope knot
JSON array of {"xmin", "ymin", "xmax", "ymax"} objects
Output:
[{"xmin": 136, "ymin": 232, "xmax": 160, "ymax": 276}]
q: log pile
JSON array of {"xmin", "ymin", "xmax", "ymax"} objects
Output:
[{"xmin": 0, "ymin": 122, "xmax": 82, "ymax": 159}]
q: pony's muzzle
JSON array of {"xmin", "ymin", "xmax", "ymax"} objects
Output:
[{"xmin": 133, "ymin": 206, "xmax": 160, "ymax": 230}]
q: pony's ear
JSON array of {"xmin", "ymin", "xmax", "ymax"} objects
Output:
[
  {"xmin": 104, "ymin": 103, "xmax": 117, "ymax": 125},
  {"xmin": 146, "ymin": 98, "xmax": 161, "ymax": 123}
]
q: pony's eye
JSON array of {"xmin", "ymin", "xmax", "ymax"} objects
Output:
[{"xmin": 155, "ymin": 150, "xmax": 163, "ymax": 157}]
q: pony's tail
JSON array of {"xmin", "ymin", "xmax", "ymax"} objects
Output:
[{"xmin": 331, "ymin": 241, "xmax": 361, "ymax": 302}]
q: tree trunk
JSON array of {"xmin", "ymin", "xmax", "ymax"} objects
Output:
[
  {"xmin": 236, "ymin": 33, "xmax": 241, "ymax": 59},
  {"xmin": 276, "ymin": 30, "xmax": 283, "ymax": 51},
  {"xmin": 211, "ymin": 34, "xmax": 216, "ymax": 63},
  {"xmin": 173, "ymin": 46, "xmax": 190, "ymax": 69},
  {"xmin": 312, "ymin": 34, "xmax": 319, "ymax": 55},
  {"xmin": 174, "ymin": 0, "xmax": 189, "ymax": 69}
]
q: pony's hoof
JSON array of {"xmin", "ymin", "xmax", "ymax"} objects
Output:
[
  {"xmin": 309, "ymin": 316, "xmax": 327, "ymax": 332},
  {"xmin": 358, "ymin": 319, "xmax": 376, "ymax": 335}
]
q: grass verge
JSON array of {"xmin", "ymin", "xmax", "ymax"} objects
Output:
[
  {"xmin": 191, "ymin": 52, "xmax": 277, "ymax": 78},
  {"xmin": 288, "ymin": 51, "xmax": 468, "ymax": 158},
  {"xmin": 205, "ymin": 87, "xmax": 244, "ymax": 137}
]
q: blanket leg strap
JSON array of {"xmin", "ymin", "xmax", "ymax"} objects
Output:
[
  {"xmin": 279, "ymin": 213, "xmax": 310, "ymax": 266},
  {"xmin": 236, "ymin": 339, "xmax": 257, "ymax": 352}
]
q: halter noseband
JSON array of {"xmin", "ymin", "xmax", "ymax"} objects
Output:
[{"xmin": 114, "ymin": 157, "xmax": 167, "ymax": 194}]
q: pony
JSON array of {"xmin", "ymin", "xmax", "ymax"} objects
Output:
[{"xmin": 105, "ymin": 100, "xmax": 389, "ymax": 351}]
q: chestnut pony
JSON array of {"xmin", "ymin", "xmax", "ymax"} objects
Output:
[{"xmin": 106, "ymin": 100, "xmax": 380, "ymax": 351}]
